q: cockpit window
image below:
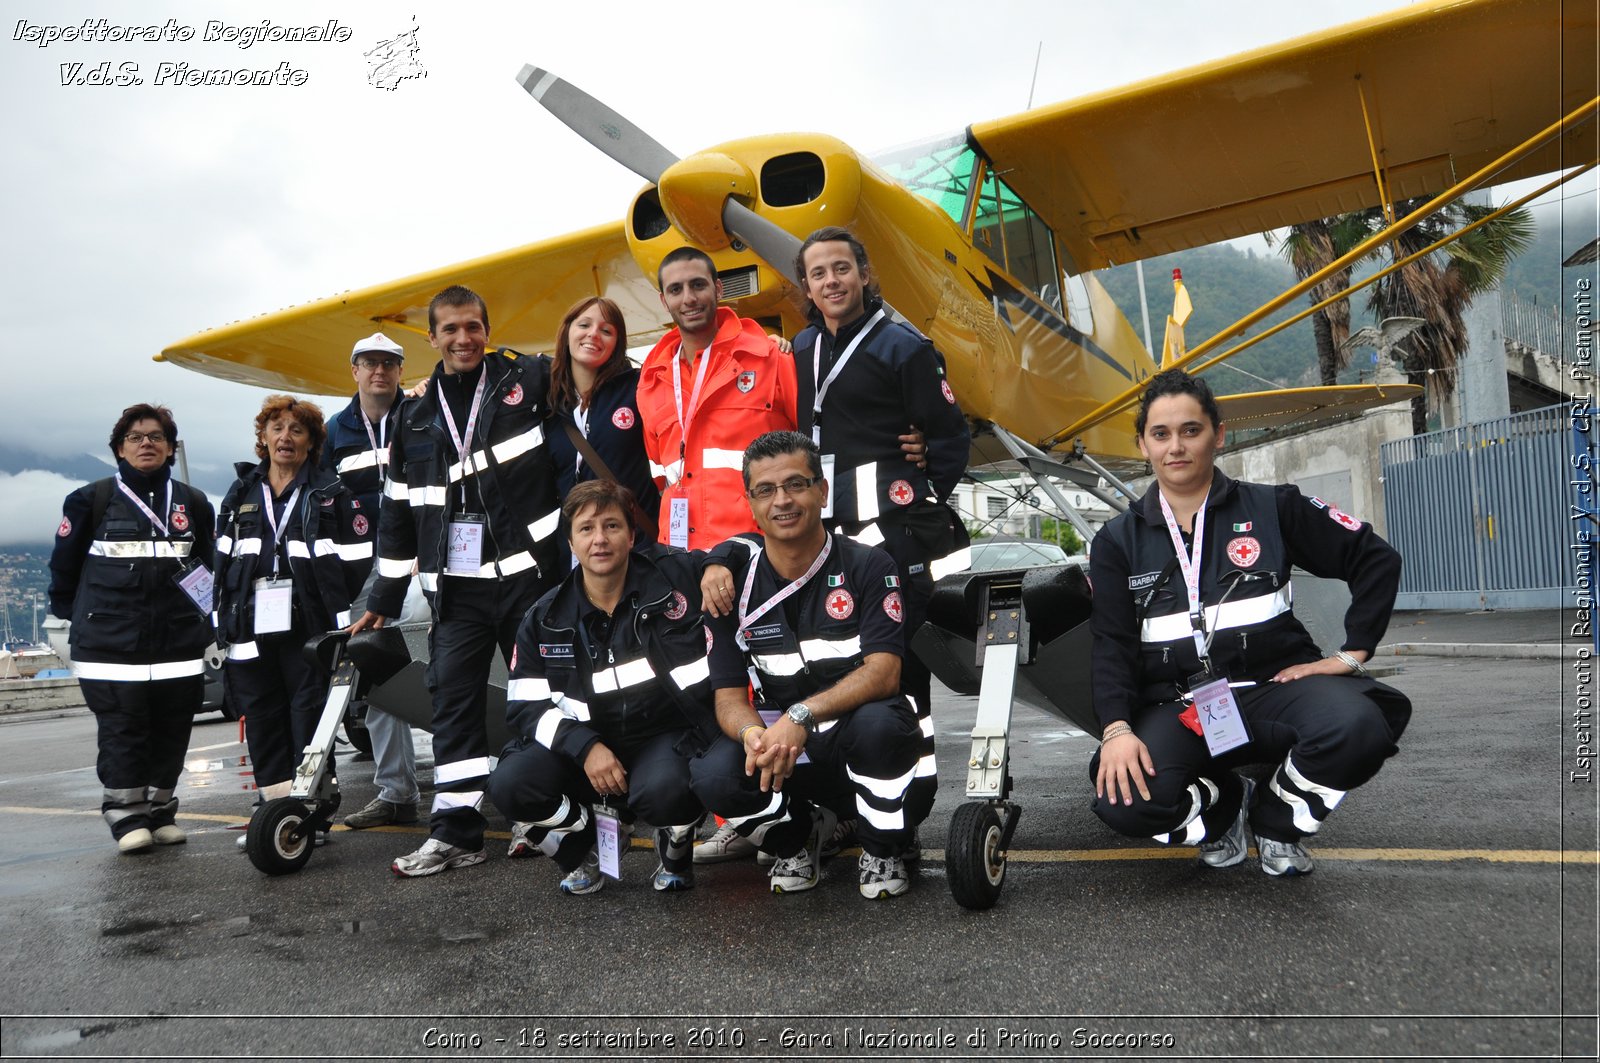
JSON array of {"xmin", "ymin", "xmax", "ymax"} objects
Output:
[
  {"xmin": 973, "ymin": 161, "xmax": 1061, "ymax": 313},
  {"xmin": 873, "ymin": 134, "xmax": 976, "ymax": 227}
]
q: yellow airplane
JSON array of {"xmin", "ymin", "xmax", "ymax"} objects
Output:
[
  {"xmin": 163, "ymin": 0, "xmax": 1596, "ymax": 900},
  {"xmin": 158, "ymin": 0, "xmax": 1593, "ymax": 478}
]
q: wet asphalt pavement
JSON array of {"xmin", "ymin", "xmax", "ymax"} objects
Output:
[{"xmin": 0, "ymin": 643, "xmax": 1594, "ymax": 1060}]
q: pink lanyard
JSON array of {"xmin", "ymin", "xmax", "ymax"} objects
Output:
[
  {"xmin": 1157, "ymin": 491, "xmax": 1213, "ymax": 663},
  {"xmin": 116, "ymin": 477, "xmax": 173, "ymax": 537},
  {"xmin": 671, "ymin": 343, "xmax": 713, "ymax": 464},
  {"xmin": 737, "ymin": 534, "xmax": 835, "ymax": 646}
]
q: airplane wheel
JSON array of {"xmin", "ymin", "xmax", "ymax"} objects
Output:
[
  {"xmin": 947, "ymin": 802, "xmax": 1007, "ymax": 910},
  {"xmin": 247, "ymin": 798, "xmax": 315, "ymax": 876}
]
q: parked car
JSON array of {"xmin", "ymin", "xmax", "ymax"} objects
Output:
[{"xmin": 968, "ymin": 537, "xmax": 1084, "ymax": 572}]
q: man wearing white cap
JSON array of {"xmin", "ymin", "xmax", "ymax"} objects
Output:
[{"xmin": 323, "ymin": 332, "xmax": 421, "ymax": 828}]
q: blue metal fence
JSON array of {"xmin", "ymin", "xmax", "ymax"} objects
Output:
[{"xmin": 1380, "ymin": 403, "xmax": 1574, "ymax": 610}]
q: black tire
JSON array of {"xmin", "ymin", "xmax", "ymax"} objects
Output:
[
  {"xmin": 247, "ymin": 798, "xmax": 315, "ymax": 876},
  {"xmin": 947, "ymin": 802, "xmax": 1008, "ymax": 910},
  {"xmin": 342, "ymin": 706, "xmax": 373, "ymax": 758}
]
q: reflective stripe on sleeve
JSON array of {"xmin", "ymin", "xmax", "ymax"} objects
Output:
[
  {"xmin": 854, "ymin": 463, "xmax": 879, "ymax": 521},
  {"xmin": 226, "ymin": 641, "xmax": 260, "ymax": 662},
  {"xmin": 507, "ymin": 676, "xmax": 553, "ymax": 702},
  {"xmin": 491, "ymin": 424, "xmax": 545, "ymax": 465},
  {"xmin": 930, "ymin": 545, "xmax": 972, "ymax": 580},
  {"xmin": 527, "ymin": 510, "xmax": 560, "ymax": 543},
  {"xmin": 377, "ymin": 556, "xmax": 415, "ymax": 579}
]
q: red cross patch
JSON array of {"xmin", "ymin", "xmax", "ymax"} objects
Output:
[
  {"xmin": 57, "ymin": 516, "xmax": 71, "ymax": 537},
  {"xmin": 1226, "ymin": 536, "xmax": 1261, "ymax": 568},
  {"xmin": 612, "ymin": 406, "xmax": 635, "ymax": 430},
  {"xmin": 171, "ymin": 509, "xmax": 190, "ymax": 532},
  {"xmin": 825, "ymin": 589, "xmax": 854, "ymax": 619},
  {"xmin": 1328, "ymin": 506, "xmax": 1363, "ymax": 531},
  {"xmin": 352, "ymin": 514, "xmax": 369, "ymax": 537},
  {"xmin": 664, "ymin": 590, "xmax": 689, "ymax": 620},
  {"xmin": 941, "ymin": 380, "xmax": 956, "ymax": 405},
  {"xmin": 883, "ymin": 591, "xmax": 904, "ymax": 623},
  {"xmin": 503, "ymin": 383, "xmax": 524, "ymax": 405},
  {"xmin": 888, "ymin": 480, "xmax": 915, "ymax": 506},
  {"xmin": 736, "ymin": 371, "xmax": 756, "ymax": 393}
]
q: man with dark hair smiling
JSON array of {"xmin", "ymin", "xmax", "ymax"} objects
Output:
[
  {"xmin": 691, "ymin": 431, "xmax": 921, "ymax": 898},
  {"xmin": 353, "ymin": 285, "xmax": 564, "ymax": 878}
]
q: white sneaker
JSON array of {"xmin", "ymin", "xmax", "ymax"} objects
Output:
[
  {"xmin": 693, "ymin": 822, "xmax": 757, "ymax": 864},
  {"xmin": 769, "ymin": 806, "xmax": 834, "ymax": 894},
  {"xmin": 151, "ymin": 825, "xmax": 187, "ymax": 846},
  {"xmin": 117, "ymin": 828, "xmax": 154, "ymax": 854},
  {"xmin": 858, "ymin": 852, "xmax": 910, "ymax": 899},
  {"xmin": 560, "ymin": 848, "xmax": 605, "ymax": 895}
]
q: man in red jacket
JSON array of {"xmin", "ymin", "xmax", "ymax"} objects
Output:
[{"xmin": 637, "ymin": 247, "xmax": 799, "ymax": 552}]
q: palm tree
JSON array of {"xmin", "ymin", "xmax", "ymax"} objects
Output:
[
  {"xmin": 1266, "ymin": 214, "xmax": 1370, "ymax": 385},
  {"xmin": 1367, "ymin": 198, "xmax": 1534, "ymax": 433},
  {"xmin": 1273, "ymin": 201, "xmax": 1533, "ymax": 430}
]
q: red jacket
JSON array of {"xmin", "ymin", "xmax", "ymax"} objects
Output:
[{"xmin": 637, "ymin": 308, "xmax": 798, "ymax": 550}]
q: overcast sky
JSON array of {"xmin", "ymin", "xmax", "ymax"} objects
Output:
[{"xmin": 1, "ymin": 0, "xmax": 1580, "ymax": 544}]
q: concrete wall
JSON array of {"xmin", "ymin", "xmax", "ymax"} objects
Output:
[
  {"xmin": 0, "ymin": 677, "xmax": 85, "ymax": 716},
  {"xmin": 1217, "ymin": 399, "xmax": 1412, "ymax": 538}
]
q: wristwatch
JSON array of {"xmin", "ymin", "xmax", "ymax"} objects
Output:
[{"xmin": 785, "ymin": 702, "xmax": 817, "ymax": 732}]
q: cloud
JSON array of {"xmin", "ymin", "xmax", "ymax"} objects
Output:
[{"xmin": 0, "ymin": 471, "xmax": 92, "ymax": 547}]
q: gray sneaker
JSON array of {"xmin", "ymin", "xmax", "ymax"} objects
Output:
[
  {"xmin": 1199, "ymin": 779, "xmax": 1252, "ymax": 869},
  {"xmin": 858, "ymin": 852, "xmax": 910, "ymax": 898},
  {"xmin": 693, "ymin": 822, "xmax": 757, "ymax": 863},
  {"xmin": 343, "ymin": 798, "xmax": 419, "ymax": 830},
  {"xmin": 1258, "ymin": 837, "xmax": 1315, "ymax": 876},
  {"xmin": 391, "ymin": 838, "xmax": 487, "ymax": 878},
  {"xmin": 560, "ymin": 848, "xmax": 606, "ymax": 895}
]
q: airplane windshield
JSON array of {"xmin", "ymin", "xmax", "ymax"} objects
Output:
[{"xmin": 872, "ymin": 134, "xmax": 976, "ymax": 227}]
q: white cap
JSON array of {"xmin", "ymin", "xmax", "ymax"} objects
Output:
[{"xmin": 351, "ymin": 332, "xmax": 405, "ymax": 363}]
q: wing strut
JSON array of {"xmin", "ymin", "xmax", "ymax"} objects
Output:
[{"xmin": 1044, "ymin": 93, "xmax": 1600, "ymax": 448}]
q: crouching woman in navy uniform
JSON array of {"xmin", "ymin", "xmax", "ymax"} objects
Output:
[
  {"xmin": 487, "ymin": 480, "xmax": 715, "ymax": 894},
  {"xmin": 214, "ymin": 396, "xmax": 370, "ymax": 807},
  {"xmin": 1090, "ymin": 369, "xmax": 1411, "ymax": 876},
  {"xmin": 49, "ymin": 404, "xmax": 215, "ymax": 854}
]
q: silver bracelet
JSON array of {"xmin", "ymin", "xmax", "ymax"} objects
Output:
[
  {"xmin": 1335, "ymin": 650, "xmax": 1369, "ymax": 677},
  {"xmin": 1102, "ymin": 726, "xmax": 1134, "ymax": 742}
]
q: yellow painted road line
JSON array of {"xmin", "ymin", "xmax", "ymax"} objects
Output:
[{"xmin": 2, "ymin": 807, "xmax": 1594, "ymax": 863}]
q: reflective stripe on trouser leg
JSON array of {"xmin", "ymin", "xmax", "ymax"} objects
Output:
[
  {"xmin": 529, "ymin": 795, "xmax": 593, "ymax": 872},
  {"xmin": 1151, "ymin": 777, "xmax": 1221, "ymax": 846},
  {"xmin": 1259, "ymin": 753, "xmax": 1348, "ymax": 839},
  {"xmin": 149, "ymin": 790, "xmax": 178, "ymax": 828},
  {"xmin": 102, "ymin": 786, "xmax": 151, "ymax": 837},
  {"xmin": 724, "ymin": 789, "xmax": 794, "ymax": 848},
  {"xmin": 816, "ymin": 698, "xmax": 919, "ymax": 857}
]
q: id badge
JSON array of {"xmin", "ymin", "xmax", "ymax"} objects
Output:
[
  {"xmin": 174, "ymin": 563, "xmax": 214, "ymax": 618},
  {"xmin": 1188, "ymin": 671, "xmax": 1250, "ymax": 757},
  {"xmin": 446, "ymin": 514, "xmax": 485, "ymax": 574},
  {"xmin": 595, "ymin": 802, "xmax": 624, "ymax": 880},
  {"xmin": 757, "ymin": 707, "xmax": 810, "ymax": 765},
  {"xmin": 668, "ymin": 496, "xmax": 689, "ymax": 550},
  {"xmin": 819, "ymin": 454, "xmax": 835, "ymax": 519},
  {"xmin": 252, "ymin": 578, "xmax": 293, "ymax": 634}
]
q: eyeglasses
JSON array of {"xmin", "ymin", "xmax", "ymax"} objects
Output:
[
  {"xmin": 356, "ymin": 357, "xmax": 402, "ymax": 372},
  {"xmin": 123, "ymin": 431, "xmax": 167, "ymax": 445},
  {"xmin": 748, "ymin": 475, "xmax": 820, "ymax": 501}
]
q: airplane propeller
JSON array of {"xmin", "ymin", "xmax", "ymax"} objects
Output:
[{"xmin": 517, "ymin": 65, "xmax": 805, "ymax": 285}]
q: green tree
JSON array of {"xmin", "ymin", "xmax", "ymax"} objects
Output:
[
  {"xmin": 1265, "ymin": 214, "xmax": 1372, "ymax": 385},
  {"xmin": 1366, "ymin": 198, "xmax": 1534, "ymax": 433}
]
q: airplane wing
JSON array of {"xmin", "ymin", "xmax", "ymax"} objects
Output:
[
  {"xmin": 157, "ymin": 221, "xmax": 667, "ymax": 394},
  {"xmin": 970, "ymin": 0, "xmax": 1596, "ymax": 271},
  {"xmin": 1216, "ymin": 383, "xmax": 1422, "ymax": 432}
]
